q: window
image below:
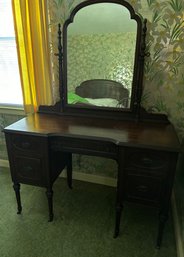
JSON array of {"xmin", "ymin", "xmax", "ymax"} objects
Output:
[{"xmin": 0, "ymin": 0, "xmax": 23, "ymax": 106}]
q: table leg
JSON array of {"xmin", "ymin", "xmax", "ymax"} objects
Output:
[
  {"xmin": 156, "ymin": 153, "xmax": 177, "ymax": 248},
  {"xmin": 13, "ymin": 182, "xmax": 22, "ymax": 214},
  {"xmin": 156, "ymin": 212, "xmax": 168, "ymax": 248},
  {"xmin": 46, "ymin": 188, "xmax": 53, "ymax": 222},
  {"xmin": 67, "ymin": 153, "xmax": 72, "ymax": 189},
  {"xmin": 114, "ymin": 203, "xmax": 123, "ymax": 238},
  {"xmin": 114, "ymin": 148, "xmax": 126, "ymax": 238}
]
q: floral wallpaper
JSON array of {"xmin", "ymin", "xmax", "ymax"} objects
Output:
[
  {"xmin": 142, "ymin": 0, "xmax": 184, "ymax": 142},
  {"xmin": 48, "ymin": 0, "xmax": 184, "ymax": 143},
  {"xmin": 68, "ymin": 32, "xmax": 136, "ymax": 94}
]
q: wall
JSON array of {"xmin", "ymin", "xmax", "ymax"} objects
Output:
[{"xmin": 68, "ymin": 32, "xmax": 135, "ymax": 93}]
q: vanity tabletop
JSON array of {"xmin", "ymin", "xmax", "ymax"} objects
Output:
[{"xmin": 4, "ymin": 113, "xmax": 180, "ymax": 152}]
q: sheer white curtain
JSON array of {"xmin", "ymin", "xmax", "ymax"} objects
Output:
[{"xmin": 0, "ymin": 0, "xmax": 22, "ymax": 105}]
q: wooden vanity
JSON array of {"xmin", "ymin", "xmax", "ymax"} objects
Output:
[{"xmin": 4, "ymin": 0, "xmax": 180, "ymax": 248}]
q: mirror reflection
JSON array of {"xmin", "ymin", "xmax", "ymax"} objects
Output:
[{"xmin": 67, "ymin": 3, "xmax": 137, "ymax": 108}]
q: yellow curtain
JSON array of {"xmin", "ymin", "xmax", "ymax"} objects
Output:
[{"xmin": 12, "ymin": 0, "xmax": 53, "ymax": 113}]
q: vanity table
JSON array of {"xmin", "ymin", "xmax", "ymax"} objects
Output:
[{"xmin": 4, "ymin": 0, "xmax": 180, "ymax": 248}]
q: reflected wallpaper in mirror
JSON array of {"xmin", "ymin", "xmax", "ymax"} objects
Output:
[{"xmin": 67, "ymin": 3, "xmax": 137, "ymax": 108}]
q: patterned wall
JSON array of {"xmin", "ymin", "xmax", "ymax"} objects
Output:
[
  {"xmin": 68, "ymin": 32, "xmax": 136, "ymax": 93},
  {"xmin": 48, "ymin": 0, "xmax": 184, "ymax": 143}
]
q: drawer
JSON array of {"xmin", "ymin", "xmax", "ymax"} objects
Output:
[
  {"xmin": 125, "ymin": 174, "xmax": 162, "ymax": 204},
  {"xmin": 13, "ymin": 156, "xmax": 44, "ymax": 186},
  {"xmin": 50, "ymin": 137, "xmax": 117, "ymax": 157},
  {"xmin": 10, "ymin": 134, "xmax": 45, "ymax": 153},
  {"xmin": 125, "ymin": 149, "xmax": 169, "ymax": 176}
]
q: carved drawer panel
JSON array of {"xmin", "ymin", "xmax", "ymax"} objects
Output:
[
  {"xmin": 13, "ymin": 156, "xmax": 44, "ymax": 186},
  {"xmin": 10, "ymin": 134, "xmax": 44, "ymax": 153},
  {"xmin": 125, "ymin": 174, "xmax": 162, "ymax": 204},
  {"xmin": 125, "ymin": 149, "xmax": 169, "ymax": 176},
  {"xmin": 50, "ymin": 137, "xmax": 117, "ymax": 157}
]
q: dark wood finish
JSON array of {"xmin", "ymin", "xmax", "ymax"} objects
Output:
[
  {"xmin": 4, "ymin": 113, "xmax": 180, "ymax": 248},
  {"xmin": 5, "ymin": 129, "xmax": 72, "ymax": 220},
  {"xmin": 13, "ymin": 183, "xmax": 22, "ymax": 214},
  {"xmin": 3, "ymin": 0, "xmax": 181, "ymax": 249}
]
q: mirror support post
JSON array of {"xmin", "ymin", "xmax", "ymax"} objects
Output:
[
  {"xmin": 136, "ymin": 19, "xmax": 148, "ymax": 121},
  {"xmin": 55, "ymin": 24, "xmax": 64, "ymax": 112}
]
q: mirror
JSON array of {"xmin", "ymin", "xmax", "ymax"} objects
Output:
[
  {"xmin": 66, "ymin": 3, "xmax": 137, "ymax": 109},
  {"xmin": 60, "ymin": 0, "xmax": 146, "ymax": 118}
]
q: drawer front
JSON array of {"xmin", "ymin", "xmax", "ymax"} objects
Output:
[
  {"xmin": 13, "ymin": 156, "xmax": 44, "ymax": 186},
  {"xmin": 10, "ymin": 134, "xmax": 45, "ymax": 153},
  {"xmin": 125, "ymin": 174, "xmax": 162, "ymax": 204},
  {"xmin": 50, "ymin": 137, "xmax": 117, "ymax": 157},
  {"xmin": 125, "ymin": 149, "xmax": 169, "ymax": 176}
]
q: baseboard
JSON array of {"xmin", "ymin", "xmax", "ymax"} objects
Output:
[
  {"xmin": 0, "ymin": 159, "xmax": 9, "ymax": 168},
  {"xmin": 60, "ymin": 169, "xmax": 117, "ymax": 187},
  {"xmin": 0, "ymin": 159, "xmax": 117, "ymax": 187},
  {"xmin": 172, "ymin": 191, "xmax": 184, "ymax": 257}
]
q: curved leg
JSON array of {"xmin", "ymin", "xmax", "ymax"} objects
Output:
[
  {"xmin": 46, "ymin": 188, "xmax": 53, "ymax": 222},
  {"xmin": 13, "ymin": 183, "xmax": 22, "ymax": 214},
  {"xmin": 67, "ymin": 153, "xmax": 72, "ymax": 189}
]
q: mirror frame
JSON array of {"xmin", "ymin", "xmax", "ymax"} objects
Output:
[{"xmin": 60, "ymin": 0, "xmax": 147, "ymax": 120}]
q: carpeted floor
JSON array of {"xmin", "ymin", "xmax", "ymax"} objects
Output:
[{"xmin": 0, "ymin": 167, "xmax": 177, "ymax": 257}]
